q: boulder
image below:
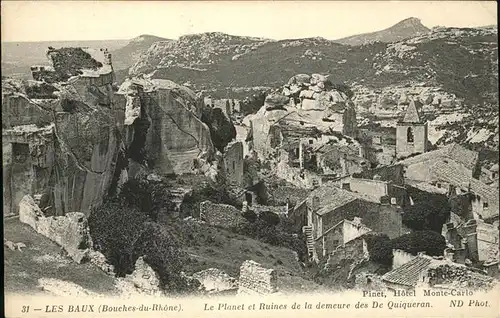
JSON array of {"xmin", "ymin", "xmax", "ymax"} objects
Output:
[
  {"xmin": 125, "ymin": 257, "xmax": 163, "ymax": 296},
  {"xmin": 310, "ymin": 73, "xmax": 329, "ymax": 85},
  {"xmin": 288, "ymin": 74, "xmax": 311, "ymax": 86},
  {"xmin": 19, "ymin": 195, "xmax": 92, "ymax": 263},
  {"xmin": 264, "ymin": 93, "xmax": 289, "ymax": 110}
]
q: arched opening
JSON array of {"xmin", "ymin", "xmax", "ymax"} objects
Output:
[{"xmin": 407, "ymin": 127, "xmax": 414, "ymax": 143}]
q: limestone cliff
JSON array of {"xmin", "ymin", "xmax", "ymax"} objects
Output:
[
  {"xmin": 117, "ymin": 78, "xmax": 216, "ymax": 175},
  {"xmin": 2, "ymin": 48, "xmax": 123, "ymax": 218}
]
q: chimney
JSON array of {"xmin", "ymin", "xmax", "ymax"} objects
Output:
[
  {"xmin": 373, "ymin": 174, "xmax": 382, "ymax": 181},
  {"xmin": 340, "ymin": 153, "xmax": 348, "ymax": 176}
]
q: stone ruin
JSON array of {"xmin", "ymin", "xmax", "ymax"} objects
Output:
[
  {"xmin": 237, "ymin": 260, "xmax": 278, "ymax": 295},
  {"xmin": 192, "ymin": 268, "xmax": 238, "ymax": 295}
]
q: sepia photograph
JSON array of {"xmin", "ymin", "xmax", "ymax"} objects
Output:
[{"xmin": 2, "ymin": 1, "xmax": 499, "ymax": 317}]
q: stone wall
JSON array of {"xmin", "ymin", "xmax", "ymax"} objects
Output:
[
  {"xmin": 19, "ymin": 195, "xmax": 92, "ymax": 263},
  {"xmin": 327, "ymin": 237, "xmax": 368, "ymax": 267},
  {"xmin": 349, "ymin": 178, "xmax": 389, "ymax": 201},
  {"xmin": 237, "ymin": 260, "xmax": 278, "ymax": 295},
  {"xmin": 199, "ymin": 201, "xmax": 247, "ymax": 229}
]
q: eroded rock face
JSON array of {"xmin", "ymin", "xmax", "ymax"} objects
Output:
[
  {"xmin": 2, "ymin": 47, "xmax": 123, "ymax": 218},
  {"xmin": 117, "ymin": 78, "xmax": 215, "ymax": 175},
  {"xmin": 19, "ymin": 195, "xmax": 92, "ymax": 263}
]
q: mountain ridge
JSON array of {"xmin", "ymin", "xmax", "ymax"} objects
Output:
[{"xmin": 335, "ymin": 17, "xmax": 431, "ymax": 46}]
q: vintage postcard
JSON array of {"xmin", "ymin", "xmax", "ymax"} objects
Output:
[{"xmin": 2, "ymin": 1, "xmax": 499, "ymax": 317}]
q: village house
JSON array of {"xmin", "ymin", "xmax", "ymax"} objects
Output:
[
  {"xmin": 381, "ymin": 253, "xmax": 495, "ymax": 291},
  {"xmin": 291, "ymin": 181, "xmax": 410, "ymax": 261}
]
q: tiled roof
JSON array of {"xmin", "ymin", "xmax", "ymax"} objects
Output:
[
  {"xmin": 400, "ymin": 143, "xmax": 478, "ymax": 171},
  {"xmin": 382, "ymin": 256, "xmax": 432, "ymax": 287},
  {"xmin": 309, "ymin": 182, "xmax": 358, "ymax": 216},
  {"xmin": 401, "ymin": 100, "xmax": 424, "ymax": 123},
  {"xmin": 430, "ymin": 161, "xmax": 499, "ymax": 219}
]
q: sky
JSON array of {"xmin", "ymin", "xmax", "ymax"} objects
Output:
[{"xmin": 1, "ymin": 1, "xmax": 498, "ymax": 42}]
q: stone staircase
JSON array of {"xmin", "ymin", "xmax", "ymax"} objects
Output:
[{"xmin": 302, "ymin": 225, "xmax": 315, "ymax": 258}]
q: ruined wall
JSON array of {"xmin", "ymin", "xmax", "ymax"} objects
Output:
[
  {"xmin": 1, "ymin": 94, "xmax": 54, "ymax": 128},
  {"xmin": 250, "ymin": 117, "xmax": 272, "ymax": 161},
  {"xmin": 19, "ymin": 195, "xmax": 92, "ymax": 263},
  {"xmin": 223, "ymin": 141, "xmax": 244, "ymax": 187},
  {"xmin": 199, "ymin": 201, "xmax": 248, "ymax": 229},
  {"xmin": 327, "ymin": 237, "xmax": 368, "ymax": 266},
  {"xmin": 237, "ymin": 260, "xmax": 278, "ymax": 295},
  {"xmin": 276, "ymin": 161, "xmax": 322, "ymax": 189}
]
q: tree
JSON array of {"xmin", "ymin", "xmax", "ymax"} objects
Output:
[
  {"xmin": 392, "ymin": 231, "xmax": 447, "ymax": 256},
  {"xmin": 363, "ymin": 233, "xmax": 393, "ymax": 266},
  {"xmin": 403, "ymin": 187, "xmax": 451, "ymax": 233}
]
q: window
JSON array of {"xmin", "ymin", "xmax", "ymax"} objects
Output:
[
  {"xmin": 232, "ymin": 161, "xmax": 235, "ymax": 170},
  {"xmin": 309, "ymin": 139, "xmax": 314, "ymax": 144},
  {"xmin": 437, "ymin": 183, "xmax": 441, "ymax": 188},
  {"xmin": 332, "ymin": 240, "xmax": 340, "ymax": 246},
  {"xmin": 483, "ymin": 202, "xmax": 489, "ymax": 209},
  {"xmin": 407, "ymin": 127, "xmax": 414, "ymax": 143}
]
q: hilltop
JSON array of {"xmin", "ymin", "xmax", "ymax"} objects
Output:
[{"xmin": 335, "ymin": 17, "xmax": 430, "ymax": 46}]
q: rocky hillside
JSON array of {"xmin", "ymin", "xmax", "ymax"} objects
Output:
[
  {"xmin": 127, "ymin": 25, "xmax": 497, "ymax": 110},
  {"xmin": 335, "ymin": 17, "xmax": 430, "ymax": 46},
  {"xmin": 110, "ymin": 34, "xmax": 169, "ymax": 70}
]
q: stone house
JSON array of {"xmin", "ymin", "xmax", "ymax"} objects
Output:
[
  {"xmin": 314, "ymin": 217, "xmax": 372, "ymax": 258},
  {"xmin": 399, "ymin": 143, "xmax": 498, "ymax": 224},
  {"xmin": 382, "ymin": 254, "xmax": 495, "ymax": 291},
  {"xmin": 442, "ymin": 219, "xmax": 499, "ymax": 265},
  {"xmin": 292, "ymin": 182, "xmax": 409, "ymax": 261}
]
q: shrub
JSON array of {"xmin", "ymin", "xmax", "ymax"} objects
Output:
[
  {"xmin": 88, "ymin": 199, "xmax": 149, "ymax": 276},
  {"xmin": 362, "ymin": 233, "xmax": 393, "ymax": 266},
  {"xmin": 133, "ymin": 222, "xmax": 200, "ymax": 294},
  {"xmin": 392, "ymin": 230, "xmax": 447, "ymax": 256},
  {"xmin": 403, "ymin": 186, "xmax": 451, "ymax": 233}
]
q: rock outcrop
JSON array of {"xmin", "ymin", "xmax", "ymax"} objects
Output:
[
  {"xmin": 192, "ymin": 268, "xmax": 238, "ymax": 295},
  {"xmin": 2, "ymin": 47, "xmax": 123, "ymax": 217},
  {"xmin": 19, "ymin": 195, "xmax": 92, "ymax": 263},
  {"xmin": 116, "ymin": 78, "xmax": 216, "ymax": 175}
]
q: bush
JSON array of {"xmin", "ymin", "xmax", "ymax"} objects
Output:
[
  {"xmin": 133, "ymin": 222, "xmax": 200, "ymax": 294},
  {"xmin": 392, "ymin": 230, "xmax": 447, "ymax": 256},
  {"xmin": 88, "ymin": 199, "xmax": 149, "ymax": 276},
  {"xmin": 363, "ymin": 233, "xmax": 393, "ymax": 266},
  {"xmin": 403, "ymin": 187, "xmax": 451, "ymax": 233}
]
